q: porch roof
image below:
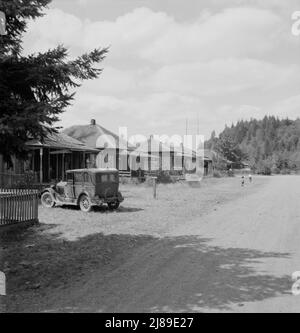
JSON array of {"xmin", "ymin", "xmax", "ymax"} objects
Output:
[{"xmin": 26, "ymin": 132, "xmax": 98, "ymax": 153}]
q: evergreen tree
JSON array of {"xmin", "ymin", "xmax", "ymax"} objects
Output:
[
  {"xmin": 215, "ymin": 133, "xmax": 246, "ymax": 164},
  {"xmin": 0, "ymin": 0, "xmax": 108, "ymax": 165},
  {"xmin": 206, "ymin": 116, "xmax": 300, "ymax": 174}
]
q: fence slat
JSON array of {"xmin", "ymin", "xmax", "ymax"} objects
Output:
[{"xmin": 0, "ymin": 188, "xmax": 39, "ymax": 227}]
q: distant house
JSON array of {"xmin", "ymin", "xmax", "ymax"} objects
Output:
[
  {"xmin": 134, "ymin": 136, "xmax": 214, "ymax": 176},
  {"xmin": 63, "ymin": 123, "xmax": 213, "ymax": 176},
  {"xmin": 203, "ymin": 149, "xmax": 243, "ymax": 173},
  {"xmin": 202, "ymin": 150, "xmax": 214, "ymax": 175},
  {"xmin": 63, "ymin": 119, "xmax": 134, "ymax": 171},
  {"xmin": 134, "ymin": 136, "xmax": 175, "ymax": 172}
]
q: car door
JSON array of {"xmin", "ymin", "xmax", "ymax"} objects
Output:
[
  {"xmin": 83, "ymin": 172, "xmax": 94, "ymax": 198},
  {"xmin": 75, "ymin": 172, "xmax": 88, "ymax": 199},
  {"xmin": 65, "ymin": 172, "xmax": 75, "ymax": 201}
]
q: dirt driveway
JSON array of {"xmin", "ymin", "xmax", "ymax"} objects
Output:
[{"xmin": 1, "ymin": 176, "xmax": 300, "ymax": 312}]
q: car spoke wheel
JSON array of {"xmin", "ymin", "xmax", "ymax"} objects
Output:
[
  {"xmin": 41, "ymin": 192, "xmax": 55, "ymax": 208},
  {"xmin": 108, "ymin": 202, "xmax": 120, "ymax": 210},
  {"xmin": 79, "ymin": 195, "xmax": 92, "ymax": 212}
]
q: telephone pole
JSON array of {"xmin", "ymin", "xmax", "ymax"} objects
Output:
[
  {"xmin": 185, "ymin": 118, "xmax": 188, "ymax": 136},
  {"xmin": 0, "ymin": 11, "xmax": 7, "ymax": 35}
]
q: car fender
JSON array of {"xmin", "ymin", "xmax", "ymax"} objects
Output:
[
  {"xmin": 41, "ymin": 187, "xmax": 56, "ymax": 196},
  {"xmin": 118, "ymin": 191, "xmax": 124, "ymax": 202},
  {"xmin": 76, "ymin": 191, "xmax": 91, "ymax": 205},
  {"xmin": 41, "ymin": 188, "xmax": 56, "ymax": 200}
]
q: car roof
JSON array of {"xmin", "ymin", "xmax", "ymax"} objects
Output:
[{"xmin": 66, "ymin": 168, "xmax": 119, "ymax": 174}]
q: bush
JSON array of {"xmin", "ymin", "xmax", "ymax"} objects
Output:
[
  {"xmin": 258, "ymin": 166, "xmax": 272, "ymax": 175},
  {"xmin": 120, "ymin": 177, "xmax": 143, "ymax": 185},
  {"xmin": 213, "ymin": 171, "xmax": 222, "ymax": 178},
  {"xmin": 280, "ymin": 169, "xmax": 291, "ymax": 175},
  {"xmin": 271, "ymin": 167, "xmax": 281, "ymax": 175},
  {"xmin": 144, "ymin": 176, "xmax": 154, "ymax": 186},
  {"xmin": 13, "ymin": 171, "xmax": 37, "ymax": 188},
  {"xmin": 157, "ymin": 171, "xmax": 175, "ymax": 184},
  {"xmin": 143, "ymin": 171, "xmax": 178, "ymax": 185}
]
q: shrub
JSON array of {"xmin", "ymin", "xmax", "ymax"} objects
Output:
[
  {"xmin": 259, "ymin": 166, "xmax": 272, "ymax": 175},
  {"xmin": 120, "ymin": 177, "xmax": 142, "ymax": 185},
  {"xmin": 213, "ymin": 171, "xmax": 222, "ymax": 178},
  {"xmin": 144, "ymin": 176, "xmax": 154, "ymax": 186},
  {"xmin": 271, "ymin": 167, "xmax": 281, "ymax": 175},
  {"xmin": 280, "ymin": 169, "xmax": 291, "ymax": 175},
  {"xmin": 157, "ymin": 171, "xmax": 175, "ymax": 184},
  {"xmin": 12, "ymin": 171, "xmax": 37, "ymax": 189}
]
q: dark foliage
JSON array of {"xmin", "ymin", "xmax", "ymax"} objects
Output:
[
  {"xmin": 0, "ymin": 0, "xmax": 108, "ymax": 165},
  {"xmin": 206, "ymin": 116, "xmax": 300, "ymax": 174}
]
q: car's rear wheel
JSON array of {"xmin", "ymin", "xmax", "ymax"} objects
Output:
[
  {"xmin": 108, "ymin": 202, "xmax": 120, "ymax": 210},
  {"xmin": 41, "ymin": 192, "xmax": 55, "ymax": 208},
  {"xmin": 79, "ymin": 194, "xmax": 92, "ymax": 212}
]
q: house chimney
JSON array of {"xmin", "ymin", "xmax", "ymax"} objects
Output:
[{"xmin": 91, "ymin": 119, "xmax": 96, "ymax": 126}]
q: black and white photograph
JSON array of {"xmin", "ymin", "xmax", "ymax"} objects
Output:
[{"xmin": 1, "ymin": 0, "xmax": 300, "ymax": 317}]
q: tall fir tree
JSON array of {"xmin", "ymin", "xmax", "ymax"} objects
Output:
[{"xmin": 0, "ymin": 0, "xmax": 108, "ymax": 165}]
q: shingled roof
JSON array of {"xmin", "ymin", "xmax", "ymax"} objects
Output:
[
  {"xmin": 26, "ymin": 132, "xmax": 98, "ymax": 152},
  {"xmin": 63, "ymin": 119, "xmax": 133, "ymax": 150}
]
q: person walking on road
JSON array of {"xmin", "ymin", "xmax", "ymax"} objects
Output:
[{"xmin": 241, "ymin": 175, "xmax": 245, "ymax": 187}]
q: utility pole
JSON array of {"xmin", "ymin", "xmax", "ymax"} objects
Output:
[
  {"xmin": 0, "ymin": 11, "xmax": 7, "ymax": 35},
  {"xmin": 185, "ymin": 118, "xmax": 188, "ymax": 136}
]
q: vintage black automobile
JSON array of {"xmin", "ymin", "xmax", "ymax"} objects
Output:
[{"xmin": 41, "ymin": 168, "xmax": 124, "ymax": 212}]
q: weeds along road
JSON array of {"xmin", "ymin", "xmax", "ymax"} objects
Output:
[{"xmin": 3, "ymin": 176, "xmax": 300, "ymax": 312}]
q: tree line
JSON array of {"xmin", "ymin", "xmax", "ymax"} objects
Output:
[{"xmin": 205, "ymin": 116, "xmax": 300, "ymax": 174}]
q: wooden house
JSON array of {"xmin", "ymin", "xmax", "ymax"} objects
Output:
[
  {"xmin": 0, "ymin": 132, "xmax": 98, "ymax": 187},
  {"xmin": 63, "ymin": 119, "xmax": 137, "ymax": 176},
  {"xmin": 134, "ymin": 137, "xmax": 214, "ymax": 176}
]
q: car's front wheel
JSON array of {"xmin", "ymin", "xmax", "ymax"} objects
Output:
[
  {"xmin": 41, "ymin": 192, "xmax": 55, "ymax": 208},
  {"xmin": 79, "ymin": 194, "xmax": 92, "ymax": 212}
]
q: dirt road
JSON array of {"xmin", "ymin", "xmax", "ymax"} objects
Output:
[{"xmin": 2, "ymin": 176, "xmax": 300, "ymax": 312}]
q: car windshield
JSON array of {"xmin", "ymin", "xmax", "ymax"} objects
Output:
[{"xmin": 96, "ymin": 173, "xmax": 118, "ymax": 183}]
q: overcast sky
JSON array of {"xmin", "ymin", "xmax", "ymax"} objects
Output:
[{"xmin": 22, "ymin": 0, "xmax": 300, "ymax": 140}]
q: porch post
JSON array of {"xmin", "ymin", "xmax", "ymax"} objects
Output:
[
  {"xmin": 62, "ymin": 153, "xmax": 65, "ymax": 181},
  {"xmin": 48, "ymin": 149, "xmax": 51, "ymax": 182},
  {"xmin": 71, "ymin": 152, "xmax": 73, "ymax": 169},
  {"xmin": 32, "ymin": 152, "xmax": 35, "ymax": 173},
  {"xmin": 39, "ymin": 148, "xmax": 43, "ymax": 183},
  {"xmin": 56, "ymin": 154, "xmax": 58, "ymax": 180}
]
